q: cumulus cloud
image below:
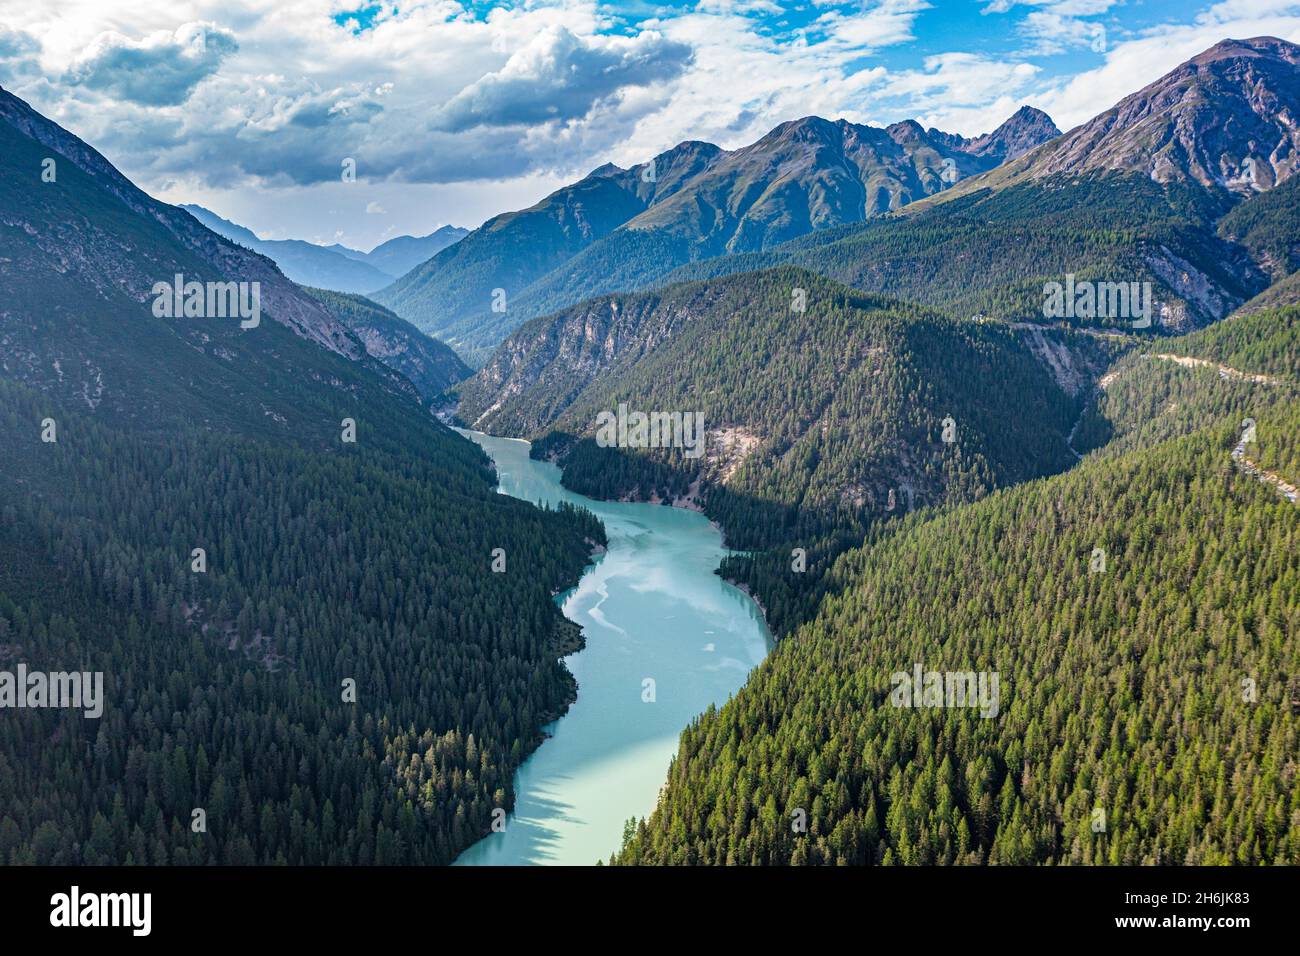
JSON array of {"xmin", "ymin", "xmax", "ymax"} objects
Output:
[
  {"xmin": 863, "ymin": 52, "xmax": 1043, "ymax": 138},
  {"xmin": 0, "ymin": 1, "xmax": 926, "ymax": 203},
  {"xmin": 64, "ymin": 21, "xmax": 237, "ymax": 106},
  {"xmin": 432, "ymin": 25, "xmax": 693, "ymax": 132},
  {"xmin": 1022, "ymin": 12, "xmax": 1108, "ymax": 53},
  {"xmin": 0, "ymin": 27, "xmax": 41, "ymax": 83}
]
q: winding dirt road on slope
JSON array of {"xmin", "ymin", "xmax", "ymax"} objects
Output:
[{"xmin": 1134, "ymin": 352, "xmax": 1298, "ymax": 504}]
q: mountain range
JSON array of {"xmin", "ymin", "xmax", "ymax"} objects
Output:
[
  {"xmin": 443, "ymin": 39, "xmax": 1300, "ymax": 865},
  {"xmin": 182, "ymin": 203, "xmax": 467, "ymax": 295},
  {"xmin": 628, "ymin": 35, "xmax": 1300, "ymax": 334},
  {"xmin": 373, "ymin": 106, "xmax": 1060, "ymax": 362},
  {"xmin": 377, "ymin": 37, "xmax": 1300, "ymax": 367},
  {"xmin": 454, "ymin": 38, "xmax": 1300, "ymax": 528}
]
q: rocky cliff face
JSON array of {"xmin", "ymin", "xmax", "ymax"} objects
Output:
[
  {"xmin": 456, "ymin": 291, "xmax": 683, "ymax": 434},
  {"xmin": 303, "ymin": 288, "xmax": 470, "ymax": 403},
  {"xmin": 935, "ymin": 106, "xmax": 1061, "ymax": 162}
]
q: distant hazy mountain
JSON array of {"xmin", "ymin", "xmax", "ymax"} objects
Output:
[
  {"xmin": 373, "ymin": 107, "xmax": 1060, "ymax": 360},
  {"xmin": 180, "ymin": 204, "xmax": 396, "ymax": 294},
  {"xmin": 323, "ymin": 227, "xmax": 469, "ymax": 276},
  {"xmin": 362, "ymin": 227, "xmax": 470, "ymax": 277}
]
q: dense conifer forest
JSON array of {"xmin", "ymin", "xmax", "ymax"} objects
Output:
[
  {"xmin": 612, "ymin": 308, "xmax": 1300, "ymax": 864},
  {"xmin": 463, "ymin": 267, "xmax": 1118, "ymax": 551},
  {"xmin": 0, "ymin": 93, "xmax": 605, "ymax": 863},
  {"xmin": 0, "ymin": 376, "xmax": 603, "ymax": 864}
]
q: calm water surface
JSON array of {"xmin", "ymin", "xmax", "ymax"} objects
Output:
[{"xmin": 453, "ymin": 430, "xmax": 772, "ymax": 866}]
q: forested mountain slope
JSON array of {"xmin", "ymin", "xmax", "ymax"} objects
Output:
[
  {"xmin": 458, "ymin": 267, "xmax": 1119, "ymax": 549},
  {"xmin": 0, "ymin": 84, "xmax": 604, "ymax": 864},
  {"xmin": 392, "ymin": 38, "xmax": 1300, "ymax": 361},
  {"xmin": 355, "ymin": 226, "xmax": 468, "ymax": 278},
  {"xmin": 492, "ymin": 111, "xmax": 1059, "ymax": 352},
  {"xmin": 1216, "ymin": 174, "xmax": 1300, "ymax": 280},
  {"xmin": 303, "ymin": 288, "xmax": 470, "ymax": 403},
  {"xmin": 1235, "ymin": 269, "xmax": 1300, "ymax": 315},
  {"xmin": 614, "ymin": 306, "xmax": 1300, "ymax": 865},
  {"xmin": 0, "ymin": 89, "xmax": 362, "ymax": 362},
  {"xmin": 666, "ymin": 173, "xmax": 1263, "ymax": 333}
]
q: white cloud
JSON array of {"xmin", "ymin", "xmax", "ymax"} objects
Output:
[
  {"xmin": 983, "ymin": 0, "xmax": 1118, "ymax": 54},
  {"xmin": 64, "ymin": 21, "xmax": 237, "ymax": 105},
  {"xmin": 814, "ymin": 0, "xmax": 931, "ymax": 50},
  {"xmin": 1021, "ymin": 12, "xmax": 1108, "ymax": 54},
  {"xmin": 0, "ymin": 26, "xmax": 41, "ymax": 83},
  {"xmin": 432, "ymin": 24, "xmax": 692, "ymax": 132}
]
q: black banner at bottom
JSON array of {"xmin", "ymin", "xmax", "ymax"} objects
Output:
[{"xmin": 0, "ymin": 865, "xmax": 1284, "ymax": 942}]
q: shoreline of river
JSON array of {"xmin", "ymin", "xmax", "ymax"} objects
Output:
[{"xmin": 518, "ymin": 436, "xmax": 765, "ymax": 626}]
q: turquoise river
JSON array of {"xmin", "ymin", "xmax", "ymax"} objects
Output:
[{"xmin": 453, "ymin": 430, "xmax": 773, "ymax": 866}]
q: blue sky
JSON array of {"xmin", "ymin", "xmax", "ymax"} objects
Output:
[{"xmin": 2, "ymin": 1, "xmax": 1299, "ymax": 248}]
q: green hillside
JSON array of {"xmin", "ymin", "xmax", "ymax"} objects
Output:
[
  {"xmin": 302, "ymin": 287, "xmax": 471, "ymax": 402},
  {"xmin": 614, "ymin": 309, "xmax": 1300, "ymax": 865},
  {"xmin": 459, "ymin": 267, "xmax": 1120, "ymax": 549},
  {"xmin": 0, "ymin": 86, "xmax": 605, "ymax": 865},
  {"xmin": 665, "ymin": 175, "xmax": 1263, "ymax": 333}
]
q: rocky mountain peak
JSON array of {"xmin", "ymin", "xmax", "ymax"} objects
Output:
[{"xmin": 1023, "ymin": 36, "xmax": 1300, "ymax": 194}]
